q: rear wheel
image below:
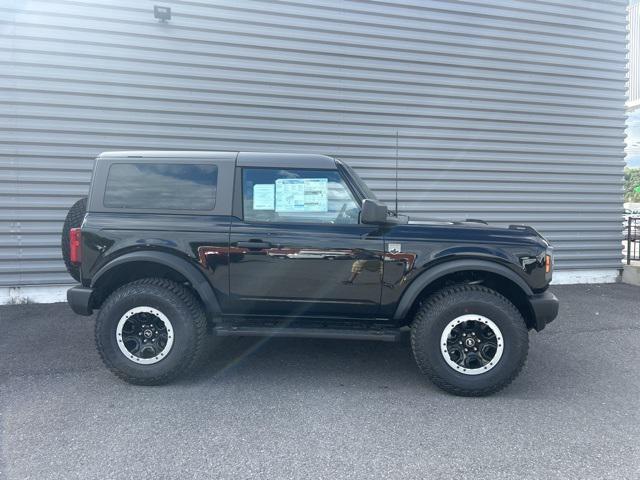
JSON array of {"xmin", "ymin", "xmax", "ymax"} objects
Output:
[
  {"xmin": 411, "ymin": 284, "xmax": 529, "ymax": 396},
  {"xmin": 61, "ymin": 197, "xmax": 87, "ymax": 282},
  {"xmin": 95, "ymin": 278, "xmax": 207, "ymax": 385}
]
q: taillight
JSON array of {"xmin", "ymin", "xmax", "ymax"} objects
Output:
[{"xmin": 70, "ymin": 228, "xmax": 81, "ymax": 264}]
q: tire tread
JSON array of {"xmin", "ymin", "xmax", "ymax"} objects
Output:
[
  {"xmin": 410, "ymin": 284, "xmax": 528, "ymax": 397},
  {"xmin": 95, "ymin": 277, "xmax": 207, "ymax": 385}
]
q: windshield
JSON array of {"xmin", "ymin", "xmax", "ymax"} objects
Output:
[{"xmin": 336, "ymin": 159, "xmax": 379, "ymax": 201}]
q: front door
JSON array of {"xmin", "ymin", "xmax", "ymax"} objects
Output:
[{"xmin": 228, "ymin": 166, "xmax": 384, "ymax": 319}]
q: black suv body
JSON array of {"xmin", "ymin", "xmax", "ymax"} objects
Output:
[{"xmin": 67, "ymin": 151, "xmax": 557, "ymax": 396}]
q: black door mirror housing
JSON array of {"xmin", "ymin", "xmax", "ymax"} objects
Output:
[{"xmin": 360, "ymin": 199, "xmax": 389, "ymax": 224}]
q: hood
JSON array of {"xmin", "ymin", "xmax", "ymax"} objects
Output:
[{"xmin": 402, "ymin": 217, "xmax": 549, "ymax": 247}]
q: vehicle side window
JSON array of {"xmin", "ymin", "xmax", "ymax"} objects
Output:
[
  {"xmin": 243, "ymin": 168, "xmax": 360, "ymax": 224},
  {"xmin": 104, "ymin": 163, "xmax": 218, "ymax": 211}
]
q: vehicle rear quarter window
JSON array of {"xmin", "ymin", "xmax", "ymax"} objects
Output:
[{"xmin": 103, "ymin": 163, "xmax": 218, "ymax": 210}]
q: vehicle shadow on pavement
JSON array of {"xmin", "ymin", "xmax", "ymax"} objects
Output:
[
  {"xmin": 181, "ymin": 332, "xmax": 429, "ymax": 389},
  {"xmin": 177, "ymin": 331, "xmax": 571, "ymax": 399}
]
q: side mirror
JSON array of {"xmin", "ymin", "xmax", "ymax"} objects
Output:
[{"xmin": 360, "ymin": 199, "xmax": 389, "ymax": 224}]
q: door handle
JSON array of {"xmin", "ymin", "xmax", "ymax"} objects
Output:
[{"xmin": 236, "ymin": 240, "xmax": 272, "ymax": 249}]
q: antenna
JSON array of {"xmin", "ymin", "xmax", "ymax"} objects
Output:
[{"xmin": 395, "ymin": 130, "xmax": 399, "ymax": 215}]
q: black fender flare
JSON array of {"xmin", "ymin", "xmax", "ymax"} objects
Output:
[
  {"xmin": 91, "ymin": 251, "xmax": 221, "ymax": 318},
  {"xmin": 393, "ymin": 259, "xmax": 533, "ymax": 320}
]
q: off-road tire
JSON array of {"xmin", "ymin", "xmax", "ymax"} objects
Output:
[
  {"xmin": 95, "ymin": 278, "xmax": 207, "ymax": 385},
  {"xmin": 411, "ymin": 284, "xmax": 529, "ymax": 397},
  {"xmin": 61, "ymin": 197, "xmax": 87, "ymax": 281}
]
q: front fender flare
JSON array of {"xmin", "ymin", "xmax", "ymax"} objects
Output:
[
  {"xmin": 392, "ymin": 259, "xmax": 533, "ymax": 320},
  {"xmin": 91, "ymin": 251, "xmax": 221, "ymax": 318}
]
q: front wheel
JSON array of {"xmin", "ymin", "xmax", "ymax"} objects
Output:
[{"xmin": 411, "ymin": 285, "xmax": 529, "ymax": 396}]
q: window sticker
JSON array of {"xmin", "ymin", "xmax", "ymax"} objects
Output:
[
  {"xmin": 301, "ymin": 178, "xmax": 329, "ymax": 212},
  {"xmin": 275, "ymin": 178, "xmax": 328, "ymax": 212},
  {"xmin": 252, "ymin": 184, "xmax": 275, "ymax": 210}
]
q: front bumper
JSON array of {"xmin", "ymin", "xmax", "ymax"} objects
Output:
[
  {"xmin": 529, "ymin": 291, "xmax": 559, "ymax": 331},
  {"xmin": 67, "ymin": 285, "xmax": 94, "ymax": 316}
]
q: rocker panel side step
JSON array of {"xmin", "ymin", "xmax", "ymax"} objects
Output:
[{"xmin": 214, "ymin": 325, "xmax": 402, "ymax": 342}]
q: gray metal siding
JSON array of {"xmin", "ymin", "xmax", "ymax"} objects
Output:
[
  {"xmin": 629, "ymin": 3, "xmax": 639, "ymax": 111},
  {"xmin": 1, "ymin": 0, "xmax": 627, "ymax": 285}
]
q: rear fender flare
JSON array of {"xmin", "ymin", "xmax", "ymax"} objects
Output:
[{"xmin": 91, "ymin": 251, "xmax": 221, "ymax": 318}]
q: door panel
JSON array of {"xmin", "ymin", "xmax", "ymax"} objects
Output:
[{"xmin": 228, "ymin": 221, "xmax": 384, "ymax": 318}]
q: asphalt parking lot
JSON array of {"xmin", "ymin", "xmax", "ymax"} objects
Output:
[{"xmin": 1, "ymin": 283, "xmax": 639, "ymax": 480}]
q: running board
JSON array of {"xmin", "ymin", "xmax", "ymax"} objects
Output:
[{"xmin": 214, "ymin": 325, "xmax": 402, "ymax": 342}]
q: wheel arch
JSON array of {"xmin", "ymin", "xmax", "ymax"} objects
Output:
[
  {"xmin": 90, "ymin": 251, "xmax": 221, "ymax": 321},
  {"xmin": 393, "ymin": 260, "xmax": 535, "ymax": 329}
]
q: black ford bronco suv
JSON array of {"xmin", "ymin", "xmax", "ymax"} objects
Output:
[{"xmin": 64, "ymin": 151, "xmax": 558, "ymax": 396}]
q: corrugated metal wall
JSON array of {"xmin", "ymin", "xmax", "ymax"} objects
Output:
[
  {"xmin": 1, "ymin": 0, "xmax": 627, "ymax": 286},
  {"xmin": 629, "ymin": 3, "xmax": 639, "ymax": 111}
]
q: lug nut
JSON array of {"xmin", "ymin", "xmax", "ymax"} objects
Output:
[{"xmin": 464, "ymin": 348, "xmax": 468, "ymax": 352}]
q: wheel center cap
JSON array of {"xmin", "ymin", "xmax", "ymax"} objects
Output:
[
  {"xmin": 464, "ymin": 337, "xmax": 476, "ymax": 348},
  {"xmin": 143, "ymin": 329, "xmax": 153, "ymax": 338}
]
